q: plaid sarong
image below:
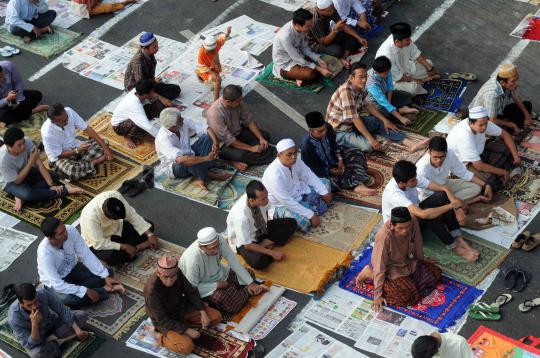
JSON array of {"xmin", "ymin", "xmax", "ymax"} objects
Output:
[
  {"xmin": 383, "ymin": 260, "xmax": 441, "ymax": 306},
  {"xmin": 53, "ymin": 140, "xmax": 104, "ymax": 180},
  {"xmin": 205, "ymin": 270, "xmax": 255, "ymax": 314},
  {"xmin": 477, "ymin": 137, "xmax": 515, "ymax": 191}
]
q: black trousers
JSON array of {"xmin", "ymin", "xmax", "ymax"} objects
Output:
[
  {"xmin": 0, "ymin": 90, "xmax": 42, "ymax": 125},
  {"xmin": 219, "ymin": 127, "xmax": 276, "ymax": 166},
  {"xmin": 10, "ymin": 10, "xmax": 56, "ymax": 39},
  {"xmin": 237, "ymin": 218, "xmax": 297, "ymax": 270},
  {"xmin": 155, "ymin": 82, "xmax": 181, "ymax": 100},
  {"xmin": 318, "ymin": 31, "xmax": 361, "ymax": 58},
  {"xmin": 418, "ymin": 192, "xmax": 459, "ymax": 246},
  {"xmin": 91, "ymin": 219, "xmax": 154, "ymax": 266},
  {"xmin": 499, "ymin": 100, "xmax": 533, "ymax": 129}
]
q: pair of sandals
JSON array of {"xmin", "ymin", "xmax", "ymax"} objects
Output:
[
  {"xmin": 0, "ymin": 46, "xmax": 20, "ymax": 57},
  {"xmin": 504, "ymin": 266, "xmax": 528, "ymax": 292},
  {"xmin": 448, "ymin": 72, "xmax": 477, "ymax": 81},
  {"xmin": 0, "ymin": 284, "xmax": 16, "ymax": 307},
  {"xmin": 119, "ymin": 166, "xmax": 154, "ymax": 198},
  {"xmin": 512, "ymin": 230, "xmax": 540, "ymax": 251},
  {"xmin": 468, "ymin": 293, "xmax": 512, "ymax": 320}
]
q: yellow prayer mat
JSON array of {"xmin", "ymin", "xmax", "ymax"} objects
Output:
[
  {"xmin": 237, "ymin": 235, "xmax": 354, "ymax": 294},
  {"xmin": 224, "ymin": 281, "xmax": 273, "ymax": 330},
  {"xmin": 86, "ymin": 112, "xmax": 158, "ymax": 165}
]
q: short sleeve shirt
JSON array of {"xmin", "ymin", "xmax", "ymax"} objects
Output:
[
  {"xmin": 41, "ymin": 107, "xmax": 88, "ymax": 162},
  {"xmin": 381, "ymin": 176, "xmax": 430, "ymax": 222},
  {"xmin": 0, "ymin": 138, "xmax": 35, "ymax": 189},
  {"xmin": 446, "ymin": 119, "xmax": 502, "ymax": 164}
]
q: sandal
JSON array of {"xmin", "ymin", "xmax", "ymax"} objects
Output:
[
  {"xmin": 126, "ymin": 180, "xmax": 146, "ymax": 198},
  {"xmin": 513, "ymin": 270, "xmax": 528, "ymax": 293},
  {"xmin": 468, "ymin": 302, "xmax": 500, "ymax": 313},
  {"xmin": 2, "ymin": 46, "xmax": 20, "ymax": 55},
  {"xmin": 512, "ymin": 230, "xmax": 531, "ymax": 249},
  {"xmin": 504, "ymin": 266, "xmax": 519, "ymax": 290},
  {"xmin": 491, "ymin": 293, "xmax": 513, "ymax": 308},
  {"xmin": 448, "ymin": 72, "xmax": 477, "ymax": 81},
  {"xmin": 522, "ymin": 233, "xmax": 540, "ymax": 252},
  {"xmin": 119, "ymin": 178, "xmax": 138, "ymax": 194},
  {"xmin": 518, "ymin": 298, "xmax": 540, "ymax": 313},
  {"xmin": 468, "ymin": 309, "xmax": 501, "ymax": 321}
]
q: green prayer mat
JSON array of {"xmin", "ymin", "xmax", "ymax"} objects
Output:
[
  {"xmin": 0, "ymin": 111, "xmax": 47, "ymax": 143},
  {"xmin": 397, "ymin": 106, "xmax": 447, "ymax": 137},
  {"xmin": 0, "ymin": 26, "xmax": 83, "ymax": 58},
  {"xmin": 423, "ymin": 230, "xmax": 509, "ymax": 286},
  {"xmin": 0, "ymin": 301, "xmax": 104, "ymax": 358},
  {"xmin": 256, "ymin": 62, "xmax": 334, "ymax": 94}
]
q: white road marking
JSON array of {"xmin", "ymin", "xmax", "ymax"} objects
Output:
[
  {"xmin": 253, "ymin": 83, "xmax": 308, "ymax": 130},
  {"xmin": 411, "ymin": 0, "xmax": 459, "ymax": 42}
]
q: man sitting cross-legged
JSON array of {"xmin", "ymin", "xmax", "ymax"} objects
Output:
[
  {"xmin": 0, "ymin": 127, "xmax": 84, "ymax": 212},
  {"xmin": 5, "ymin": 0, "xmax": 56, "ymax": 44},
  {"xmin": 37, "ymin": 216, "xmax": 125, "ymax": 309},
  {"xmin": 262, "ymin": 138, "xmax": 333, "ymax": 232},
  {"xmin": 41, "ymin": 103, "xmax": 112, "ymax": 180},
  {"xmin": 417, "ymin": 136, "xmax": 493, "ymax": 205},
  {"xmin": 301, "ymin": 111, "xmax": 376, "ymax": 196},
  {"xmin": 155, "ymin": 107, "xmax": 231, "ymax": 191},
  {"xmin": 180, "ymin": 227, "xmax": 269, "ymax": 314},
  {"xmin": 446, "ymin": 106, "xmax": 521, "ymax": 192},
  {"xmin": 227, "ymin": 180, "xmax": 297, "ymax": 270},
  {"xmin": 80, "ymin": 191, "xmax": 159, "ymax": 266},
  {"xmin": 8, "ymin": 283, "xmax": 89, "ymax": 358},
  {"xmin": 382, "ymin": 160, "xmax": 479, "ymax": 261},
  {"xmin": 144, "ymin": 255, "xmax": 222, "ymax": 356},
  {"xmin": 355, "ymin": 207, "xmax": 442, "ymax": 312}
]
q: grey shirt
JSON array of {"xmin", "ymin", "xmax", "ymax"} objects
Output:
[{"xmin": 0, "ymin": 137, "xmax": 35, "ymax": 189}]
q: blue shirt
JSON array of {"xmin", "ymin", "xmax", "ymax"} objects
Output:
[
  {"xmin": 0, "ymin": 61, "xmax": 25, "ymax": 108},
  {"xmin": 8, "ymin": 288, "xmax": 75, "ymax": 350},
  {"xmin": 5, "ymin": 0, "xmax": 49, "ymax": 33},
  {"xmin": 366, "ymin": 68, "xmax": 396, "ymax": 113}
]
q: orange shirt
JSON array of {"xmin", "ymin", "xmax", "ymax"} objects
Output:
[{"xmin": 195, "ymin": 35, "xmax": 226, "ymax": 81}]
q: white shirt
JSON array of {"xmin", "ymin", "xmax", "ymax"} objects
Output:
[
  {"xmin": 416, "ymin": 150, "xmax": 475, "ymax": 200},
  {"xmin": 41, "ymin": 107, "xmax": 87, "ymax": 163},
  {"xmin": 226, "ymin": 194, "xmax": 269, "ymax": 252},
  {"xmin": 435, "ymin": 333, "xmax": 474, "ymax": 358},
  {"xmin": 375, "ymin": 34, "xmax": 422, "ymax": 83},
  {"xmin": 333, "ymin": 0, "xmax": 366, "ymax": 26},
  {"xmin": 179, "ymin": 236, "xmax": 253, "ymax": 298},
  {"xmin": 37, "ymin": 225, "xmax": 109, "ymax": 298},
  {"xmin": 381, "ymin": 176, "xmax": 430, "ymax": 222},
  {"xmin": 272, "ymin": 21, "xmax": 320, "ymax": 78},
  {"xmin": 446, "ymin": 119, "xmax": 502, "ymax": 164},
  {"xmin": 111, "ymin": 89, "xmax": 160, "ymax": 137},
  {"xmin": 155, "ymin": 119, "xmax": 208, "ymax": 178},
  {"xmin": 262, "ymin": 157, "xmax": 329, "ymax": 219}
]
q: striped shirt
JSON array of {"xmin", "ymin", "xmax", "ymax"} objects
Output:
[
  {"xmin": 326, "ymin": 79, "xmax": 370, "ymax": 132},
  {"xmin": 469, "ymin": 77, "xmax": 516, "ymax": 119},
  {"xmin": 366, "ymin": 68, "xmax": 396, "ymax": 113}
]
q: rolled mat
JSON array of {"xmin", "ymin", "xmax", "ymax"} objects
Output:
[{"xmin": 234, "ymin": 285, "xmax": 286, "ymax": 333}]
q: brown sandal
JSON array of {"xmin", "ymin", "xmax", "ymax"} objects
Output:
[
  {"xmin": 522, "ymin": 233, "xmax": 540, "ymax": 252},
  {"xmin": 512, "ymin": 230, "xmax": 531, "ymax": 249}
]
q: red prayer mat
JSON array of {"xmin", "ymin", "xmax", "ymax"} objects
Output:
[{"xmin": 468, "ymin": 325, "xmax": 540, "ymax": 357}]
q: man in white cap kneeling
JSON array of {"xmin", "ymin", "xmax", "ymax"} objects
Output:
[
  {"xmin": 262, "ymin": 138, "xmax": 332, "ymax": 232},
  {"xmin": 446, "ymin": 106, "xmax": 520, "ymax": 191},
  {"xmin": 179, "ymin": 227, "xmax": 268, "ymax": 314}
]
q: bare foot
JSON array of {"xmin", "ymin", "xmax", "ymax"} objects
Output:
[
  {"xmin": 32, "ymin": 104, "xmax": 49, "ymax": 114},
  {"xmin": 452, "ymin": 244, "xmax": 479, "ymax": 262},
  {"xmin": 355, "ymin": 265, "xmax": 373, "ymax": 287},
  {"xmin": 23, "ymin": 36, "xmax": 31, "ymax": 44},
  {"xmin": 295, "ymin": 79, "xmax": 303, "ymax": 87},
  {"xmin": 399, "ymin": 106, "xmax": 419, "ymax": 115},
  {"xmin": 456, "ymin": 237, "xmax": 480, "ymax": 258},
  {"xmin": 339, "ymin": 58, "xmax": 351, "ymax": 69},
  {"xmin": 64, "ymin": 184, "xmax": 85, "ymax": 195},
  {"xmin": 232, "ymin": 161, "xmax": 248, "ymax": 171},
  {"xmin": 353, "ymin": 184, "xmax": 377, "ymax": 196},
  {"xmin": 208, "ymin": 171, "xmax": 232, "ymax": 181},
  {"xmin": 112, "ymin": 284, "xmax": 126, "ymax": 295},
  {"xmin": 13, "ymin": 197, "xmax": 24, "ymax": 212},
  {"xmin": 408, "ymin": 138, "xmax": 430, "ymax": 153},
  {"xmin": 46, "ymin": 26, "xmax": 54, "ymax": 34},
  {"xmin": 57, "ymin": 334, "xmax": 76, "ymax": 346},
  {"xmin": 123, "ymin": 136, "xmax": 137, "ymax": 149},
  {"xmin": 194, "ymin": 179, "xmax": 208, "ymax": 191}
]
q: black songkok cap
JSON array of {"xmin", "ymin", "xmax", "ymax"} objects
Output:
[
  {"xmin": 390, "ymin": 22, "xmax": 412, "ymax": 40},
  {"xmin": 102, "ymin": 198, "xmax": 126, "ymax": 220},
  {"xmin": 390, "ymin": 206, "xmax": 412, "ymax": 224},
  {"xmin": 305, "ymin": 111, "xmax": 326, "ymax": 128}
]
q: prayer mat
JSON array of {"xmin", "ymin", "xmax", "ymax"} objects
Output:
[
  {"xmin": 68, "ymin": 154, "xmax": 142, "ymax": 196},
  {"xmin": 422, "ymin": 230, "xmax": 509, "ymax": 286},
  {"xmin": 114, "ymin": 239, "xmax": 186, "ymax": 292},
  {"xmin": 414, "ymin": 78, "xmax": 467, "ymax": 113},
  {"xmin": 256, "ymin": 62, "xmax": 334, "ymax": 94},
  {"xmin": 297, "ymin": 203, "xmax": 381, "ymax": 252},
  {"xmin": 502, "ymin": 163, "xmax": 540, "ymax": 205},
  {"xmin": 238, "ymin": 235, "xmax": 354, "ymax": 294},
  {"xmin": 337, "ymin": 160, "xmax": 392, "ymax": 209},
  {"xmin": 519, "ymin": 129, "xmax": 540, "ymax": 163},
  {"xmin": 339, "ymin": 246, "xmax": 483, "ymax": 330},
  {"xmin": 468, "ymin": 325, "xmax": 540, "ymax": 357},
  {"xmin": 86, "ymin": 112, "xmax": 158, "ymax": 165},
  {"xmin": 372, "ymin": 131, "xmax": 428, "ymax": 165},
  {"xmin": 0, "ymin": 111, "xmax": 47, "ymax": 144},
  {"xmin": 217, "ymin": 172, "xmax": 252, "ymax": 209},
  {"xmin": 0, "ymin": 300, "xmax": 104, "ymax": 358},
  {"xmin": 397, "ymin": 106, "xmax": 448, "ymax": 137},
  {"xmin": 523, "ymin": 16, "xmax": 540, "ymax": 42},
  {"xmin": 463, "ymin": 194, "xmax": 517, "ymax": 231},
  {"xmin": 0, "ymin": 191, "xmax": 92, "ymax": 228},
  {"xmin": 0, "ymin": 26, "xmax": 83, "ymax": 58},
  {"xmin": 85, "ymin": 286, "xmax": 146, "ymax": 340},
  {"xmin": 223, "ymin": 281, "xmax": 274, "ymax": 327}
]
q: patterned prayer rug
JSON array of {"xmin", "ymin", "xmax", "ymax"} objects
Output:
[
  {"xmin": 0, "ymin": 26, "xmax": 83, "ymax": 58},
  {"xmin": 85, "ymin": 286, "xmax": 146, "ymax": 340},
  {"xmin": 397, "ymin": 106, "xmax": 448, "ymax": 137},
  {"xmin": 518, "ymin": 129, "xmax": 540, "ymax": 163},
  {"xmin": 114, "ymin": 239, "xmax": 186, "ymax": 292},
  {"xmin": 297, "ymin": 203, "xmax": 381, "ymax": 252},
  {"xmin": 339, "ymin": 247, "xmax": 483, "ymax": 329},
  {"xmin": 217, "ymin": 172, "xmax": 252, "ymax": 209},
  {"xmin": 338, "ymin": 160, "xmax": 392, "ymax": 209},
  {"xmin": 414, "ymin": 78, "xmax": 467, "ymax": 113},
  {"xmin": 238, "ymin": 235, "xmax": 353, "ymax": 294},
  {"xmin": 468, "ymin": 325, "xmax": 540, "ymax": 357},
  {"xmin": 502, "ymin": 163, "xmax": 540, "ymax": 204},
  {"xmin": 422, "ymin": 230, "xmax": 509, "ymax": 286},
  {"xmin": 256, "ymin": 62, "xmax": 334, "ymax": 94},
  {"xmin": 86, "ymin": 112, "xmax": 158, "ymax": 165},
  {"xmin": 0, "ymin": 111, "xmax": 47, "ymax": 143},
  {"xmin": 0, "ymin": 300, "xmax": 104, "ymax": 358},
  {"xmin": 371, "ymin": 131, "xmax": 428, "ymax": 165},
  {"xmin": 463, "ymin": 194, "xmax": 517, "ymax": 231},
  {"xmin": 0, "ymin": 191, "xmax": 92, "ymax": 228}
]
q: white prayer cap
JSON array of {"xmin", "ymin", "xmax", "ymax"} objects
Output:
[
  {"xmin": 469, "ymin": 106, "xmax": 488, "ymax": 120},
  {"xmin": 159, "ymin": 107, "xmax": 182, "ymax": 129},
  {"xmin": 203, "ymin": 36, "xmax": 218, "ymax": 51},
  {"xmin": 197, "ymin": 227, "xmax": 220, "ymax": 245},
  {"xmin": 276, "ymin": 138, "xmax": 296, "ymax": 153},
  {"xmin": 317, "ymin": 0, "xmax": 333, "ymax": 9}
]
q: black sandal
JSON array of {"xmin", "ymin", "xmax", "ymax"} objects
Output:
[
  {"xmin": 126, "ymin": 180, "xmax": 147, "ymax": 198},
  {"xmin": 504, "ymin": 266, "xmax": 519, "ymax": 290},
  {"xmin": 513, "ymin": 270, "xmax": 528, "ymax": 293},
  {"xmin": 119, "ymin": 179, "xmax": 138, "ymax": 194}
]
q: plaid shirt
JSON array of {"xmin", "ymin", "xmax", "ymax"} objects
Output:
[
  {"xmin": 326, "ymin": 80, "xmax": 370, "ymax": 132},
  {"xmin": 124, "ymin": 49, "xmax": 157, "ymax": 92},
  {"xmin": 470, "ymin": 77, "xmax": 516, "ymax": 118}
]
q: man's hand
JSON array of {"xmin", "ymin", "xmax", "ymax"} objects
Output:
[
  {"xmin": 455, "ymin": 207, "xmax": 466, "ymax": 226},
  {"xmin": 29, "ymin": 148, "xmax": 41, "ymax": 164},
  {"xmin": 78, "ymin": 143, "xmax": 91, "ymax": 153},
  {"xmin": 216, "ymin": 281, "xmax": 229, "ymax": 289},
  {"xmin": 49, "ymin": 186, "xmax": 64, "ymax": 196},
  {"xmin": 322, "ymin": 193, "xmax": 333, "ymax": 203},
  {"xmin": 500, "ymin": 169, "xmax": 510, "ymax": 184},
  {"xmin": 483, "ymin": 184, "xmax": 493, "ymax": 202},
  {"xmin": 450, "ymin": 197, "xmax": 464, "ymax": 209},
  {"xmin": 311, "ymin": 214, "xmax": 321, "ymax": 227},
  {"xmin": 185, "ymin": 328, "xmax": 200, "ymax": 339},
  {"xmin": 524, "ymin": 113, "xmax": 533, "ymax": 127},
  {"xmin": 259, "ymin": 138, "xmax": 269, "ymax": 150},
  {"xmin": 86, "ymin": 288, "xmax": 100, "ymax": 303},
  {"xmin": 147, "ymin": 233, "xmax": 159, "ymax": 249},
  {"xmin": 271, "ymin": 250, "xmax": 285, "ymax": 261},
  {"xmin": 6, "ymin": 90, "xmax": 17, "ymax": 102},
  {"xmin": 317, "ymin": 58, "xmax": 328, "ymax": 69},
  {"xmin": 508, "ymin": 122, "xmax": 521, "ymax": 134},
  {"xmin": 30, "ymin": 309, "xmax": 42, "ymax": 325},
  {"xmin": 334, "ymin": 19, "xmax": 346, "ymax": 31},
  {"xmin": 513, "ymin": 156, "xmax": 521, "ymax": 167},
  {"xmin": 396, "ymin": 114, "xmax": 412, "ymax": 126},
  {"xmin": 160, "ymin": 96, "xmax": 173, "ymax": 107},
  {"xmin": 206, "ymin": 151, "xmax": 218, "ymax": 161},
  {"xmin": 249, "ymin": 144, "xmax": 263, "ymax": 153},
  {"xmin": 427, "ymin": 67, "xmax": 438, "ymax": 77},
  {"xmin": 329, "ymin": 167, "xmax": 343, "ymax": 176},
  {"xmin": 372, "ymin": 298, "xmax": 386, "ymax": 313},
  {"xmin": 103, "ymin": 147, "xmax": 113, "ymax": 161},
  {"xmin": 104, "ymin": 277, "xmax": 122, "ymax": 287},
  {"xmin": 74, "ymin": 327, "xmax": 89, "ymax": 341},
  {"xmin": 368, "ymin": 138, "xmax": 382, "ymax": 151},
  {"xmin": 121, "ymin": 244, "xmax": 137, "ymax": 258},
  {"xmin": 382, "ymin": 120, "xmax": 399, "ymax": 133},
  {"xmin": 247, "ymin": 283, "xmax": 269, "ymax": 296},
  {"xmin": 200, "ymin": 310, "xmax": 211, "ymax": 329}
]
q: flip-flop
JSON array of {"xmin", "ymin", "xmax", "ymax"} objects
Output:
[
  {"xmin": 2, "ymin": 46, "xmax": 20, "ymax": 55},
  {"xmin": 518, "ymin": 298, "xmax": 540, "ymax": 313},
  {"xmin": 512, "ymin": 230, "xmax": 531, "ymax": 249},
  {"xmin": 522, "ymin": 233, "xmax": 540, "ymax": 252},
  {"xmin": 491, "ymin": 293, "xmax": 513, "ymax": 308},
  {"xmin": 0, "ymin": 48, "xmax": 12, "ymax": 58},
  {"xmin": 513, "ymin": 270, "xmax": 528, "ymax": 293},
  {"xmin": 504, "ymin": 266, "xmax": 519, "ymax": 290},
  {"xmin": 468, "ymin": 309, "xmax": 501, "ymax": 321},
  {"xmin": 468, "ymin": 302, "xmax": 500, "ymax": 313},
  {"xmin": 448, "ymin": 72, "xmax": 477, "ymax": 81}
]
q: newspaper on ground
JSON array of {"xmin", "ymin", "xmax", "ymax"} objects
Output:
[
  {"xmin": 248, "ymin": 296, "xmax": 297, "ymax": 340},
  {"xmin": 257, "ymin": 0, "xmax": 308, "ymax": 12},
  {"xmin": 510, "ymin": 13, "xmax": 539, "ymax": 38},
  {"xmin": 63, "ymin": 37, "xmax": 119, "ymax": 74},
  {"xmin": 49, "ymin": 0, "xmax": 82, "ymax": 28},
  {"xmin": 0, "ymin": 226, "xmax": 38, "ymax": 272},
  {"xmin": 433, "ymin": 112, "xmax": 459, "ymax": 134},
  {"xmin": 0, "ymin": 212, "xmax": 19, "ymax": 228}
]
